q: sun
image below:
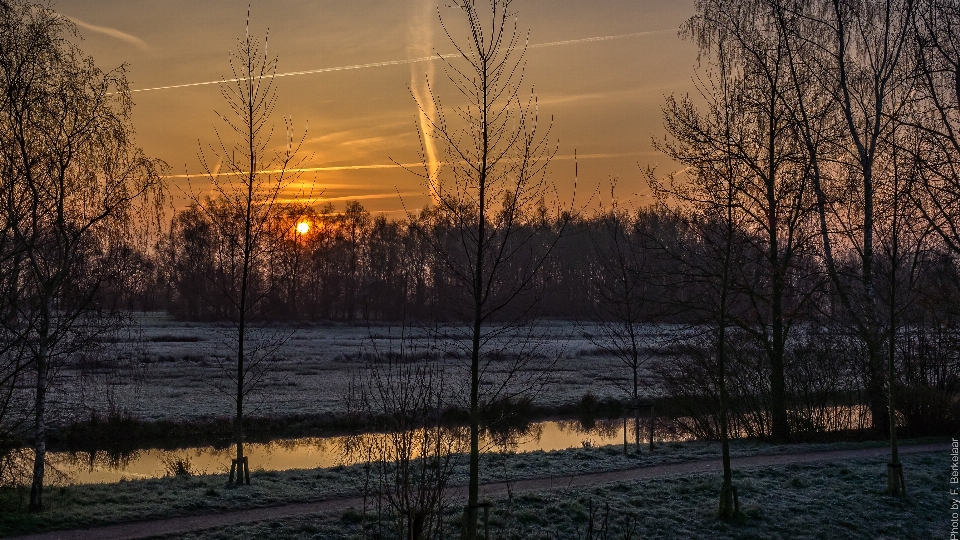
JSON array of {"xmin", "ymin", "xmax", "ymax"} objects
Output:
[{"xmin": 296, "ymin": 221, "xmax": 310, "ymax": 234}]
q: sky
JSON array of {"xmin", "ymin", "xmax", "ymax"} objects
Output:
[{"xmin": 56, "ymin": 0, "xmax": 698, "ymax": 217}]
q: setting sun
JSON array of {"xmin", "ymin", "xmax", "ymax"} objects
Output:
[{"xmin": 296, "ymin": 221, "xmax": 310, "ymax": 234}]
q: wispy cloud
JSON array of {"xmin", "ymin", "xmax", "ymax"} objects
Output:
[
  {"xmin": 67, "ymin": 16, "xmax": 152, "ymax": 53},
  {"xmin": 552, "ymin": 152, "xmax": 653, "ymax": 161},
  {"xmin": 409, "ymin": 0, "xmax": 441, "ymax": 200},
  {"xmin": 539, "ymin": 89, "xmax": 646, "ymax": 107},
  {"xmin": 304, "ymin": 122, "xmax": 410, "ymax": 146},
  {"xmin": 161, "ymin": 163, "xmax": 418, "ymax": 179},
  {"xmin": 313, "ymin": 191, "xmax": 421, "ymax": 203}
]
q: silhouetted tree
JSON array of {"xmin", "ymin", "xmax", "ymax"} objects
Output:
[
  {"xmin": 186, "ymin": 9, "xmax": 308, "ymax": 485},
  {"xmin": 585, "ymin": 197, "xmax": 661, "ymax": 452},
  {"xmin": 402, "ymin": 0, "xmax": 570, "ymax": 536},
  {"xmin": 772, "ymin": 0, "xmax": 918, "ymax": 495},
  {"xmin": 650, "ymin": 30, "xmax": 750, "ymax": 519},
  {"xmin": 0, "ymin": 0, "xmax": 164, "ymax": 510},
  {"xmin": 683, "ymin": 0, "xmax": 822, "ymax": 443},
  {"xmin": 343, "ymin": 348, "xmax": 464, "ymax": 540}
]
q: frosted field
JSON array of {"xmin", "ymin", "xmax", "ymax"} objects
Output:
[{"xmin": 45, "ymin": 313, "xmax": 673, "ymax": 427}]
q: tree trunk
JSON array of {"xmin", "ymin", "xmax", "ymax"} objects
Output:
[
  {"xmin": 865, "ymin": 339, "xmax": 889, "ymax": 436},
  {"xmin": 466, "ymin": 318, "xmax": 481, "ymax": 539},
  {"xmin": 765, "ymin": 82, "xmax": 790, "ymax": 444},
  {"xmin": 769, "ymin": 267, "xmax": 789, "ymax": 443},
  {"xmin": 463, "ymin": 43, "xmax": 490, "ymax": 540},
  {"xmin": 887, "ymin": 226, "xmax": 904, "ymax": 496},
  {"xmin": 235, "ymin": 325, "xmax": 246, "ymax": 484},
  {"xmin": 718, "ymin": 161, "xmax": 738, "ymax": 521},
  {"xmin": 29, "ymin": 351, "xmax": 46, "ymax": 512},
  {"xmin": 633, "ymin": 359, "xmax": 640, "ymax": 452},
  {"xmin": 717, "ymin": 315, "xmax": 738, "ymax": 521},
  {"xmin": 29, "ymin": 311, "xmax": 50, "ymax": 513}
]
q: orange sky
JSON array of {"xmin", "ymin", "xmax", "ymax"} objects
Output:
[{"xmin": 57, "ymin": 0, "xmax": 697, "ymax": 218}]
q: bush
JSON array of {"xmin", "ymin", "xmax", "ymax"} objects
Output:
[{"xmin": 162, "ymin": 455, "xmax": 194, "ymax": 477}]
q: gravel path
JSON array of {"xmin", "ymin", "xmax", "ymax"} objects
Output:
[{"xmin": 8, "ymin": 443, "xmax": 946, "ymax": 540}]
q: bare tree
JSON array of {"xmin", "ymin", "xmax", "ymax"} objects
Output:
[
  {"xmin": 400, "ymin": 1, "xmax": 570, "ymax": 536},
  {"xmin": 772, "ymin": 0, "xmax": 918, "ymax": 495},
  {"xmin": 906, "ymin": 0, "xmax": 960, "ymax": 448},
  {"xmin": 343, "ymin": 346, "xmax": 464, "ymax": 540},
  {"xmin": 0, "ymin": 0, "xmax": 164, "ymax": 511},
  {"xmin": 585, "ymin": 195, "xmax": 657, "ymax": 453},
  {"xmin": 911, "ymin": 0, "xmax": 960, "ymax": 246},
  {"xmin": 649, "ymin": 30, "xmax": 752, "ymax": 519},
  {"xmin": 785, "ymin": 0, "xmax": 916, "ymax": 435},
  {"xmin": 187, "ymin": 9, "xmax": 309, "ymax": 485},
  {"xmin": 912, "ymin": 0, "xmax": 960, "ymax": 251},
  {"xmin": 876, "ymin": 128, "xmax": 933, "ymax": 496},
  {"xmin": 683, "ymin": 0, "xmax": 824, "ymax": 443}
]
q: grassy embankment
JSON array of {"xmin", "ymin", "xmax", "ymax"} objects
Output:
[
  {"xmin": 164, "ymin": 452, "xmax": 944, "ymax": 540},
  {"xmin": 0, "ymin": 438, "xmax": 946, "ymax": 538}
]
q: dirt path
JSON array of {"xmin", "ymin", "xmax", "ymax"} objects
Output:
[{"xmin": 8, "ymin": 443, "xmax": 946, "ymax": 540}]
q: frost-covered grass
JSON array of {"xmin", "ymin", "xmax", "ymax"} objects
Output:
[
  {"xmin": 157, "ymin": 452, "xmax": 947, "ymax": 540},
  {"xmin": 0, "ymin": 437, "xmax": 935, "ymax": 537},
  {"xmin": 46, "ymin": 313, "xmax": 670, "ymax": 427}
]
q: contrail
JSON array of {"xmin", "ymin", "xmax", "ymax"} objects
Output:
[
  {"xmin": 410, "ymin": 0, "xmax": 441, "ymax": 200},
  {"xmin": 129, "ymin": 29, "xmax": 672, "ymax": 94},
  {"xmin": 528, "ymin": 29, "xmax": 671, "ymax": 50},
  {"xmin": 161, "ymin": 163, "xmax": 419, "ymax": 179},
  {"xmin": 161, "ymin": 152, "xmax": 640, "ymax": 179}
]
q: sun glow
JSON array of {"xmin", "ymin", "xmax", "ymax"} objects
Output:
[{"xmin": 296, "ymin": 221, "xmax": 310, "ymax": 234}]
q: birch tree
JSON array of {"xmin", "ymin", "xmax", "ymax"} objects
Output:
[{"xmin": 0, "ymin": 0, "xmax": 164, "ymax": 510}]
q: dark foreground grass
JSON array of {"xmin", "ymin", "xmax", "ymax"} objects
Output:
[
  {"xmin": 161, "ymin": 453, "xmax": 946, "ymax": 540},
  {"xmin": 0, "ymin": 439, "xmax": 946, "ymax": 538}
]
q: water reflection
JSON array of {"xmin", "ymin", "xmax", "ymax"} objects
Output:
[
  {"xmin": 46, "ymin": 405, "xmax": 865, "ymax": 485},
  {"xmin": 48, "ymin": 419, "xmax": 662, "ymax": 485}
]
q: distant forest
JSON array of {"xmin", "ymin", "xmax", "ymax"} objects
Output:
[
  {"xmin": 106, "ymin": 199, "xmax": 960, "ymax": 327},
  {"xmin": 121, "ymin": 202, "xmax": 693, "ymax": 322}
]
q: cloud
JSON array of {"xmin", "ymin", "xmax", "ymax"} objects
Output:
[
  {"xmin": 162, "ymin": 152, "xmax": 649, "ymax": 180},
  {"xmin": 304, "ymin": 122, "xmax": 410, "ymax": 146},
  {"xmin": 67, "ymin": 16, "xmax": 152, "ymax": 52},
  {"xmin": 161, "ymin": 163, "xmax": 418, "ymax": 179},
  {"xmin": 539, "ymin": 89, "xmax": 645, "ymax": 107},
  {"xmin": 314, "ymin": 191, "xmax": 420, "ymax": 203},
  {"xmin": 409, "ymin": 0, "xmax": 441, "ymax": 200}
]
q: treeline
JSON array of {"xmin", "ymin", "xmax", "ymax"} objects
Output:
[
  {"xmin": 110, "ymin": 194, "xmax": 958, "ymax": 329},
  {"xmin": 117, "ymin": 200, "xmax": 672, "ymax": 322}
]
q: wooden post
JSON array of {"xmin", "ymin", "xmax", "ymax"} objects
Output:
[
  {"xmin": 482, "ymin": 502, "xmax": 490, "ymax": 540},
  {"xmin": 230, "ymin": 457, "xmax": 250, "ymax": 485},
  {"xmin": 465, "ymin": 502, "xmax": 492, "ymax": 540}
]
